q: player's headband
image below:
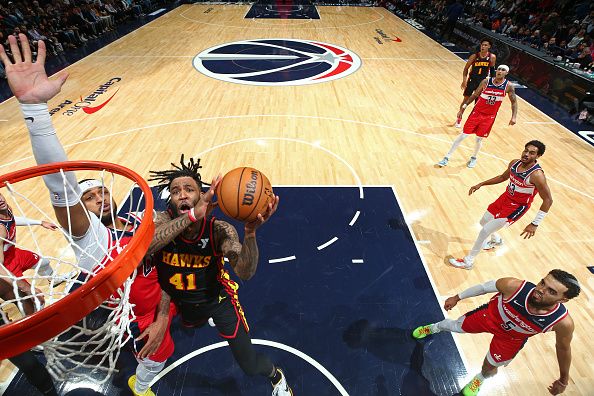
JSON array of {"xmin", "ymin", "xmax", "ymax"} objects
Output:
[
  {"xmin": 497, "ymin": 65, "xmax": 510, "ymax": 72},
  {"xmin": 78, "ymin": 179, "xmax": 105, "ymax": 194}
]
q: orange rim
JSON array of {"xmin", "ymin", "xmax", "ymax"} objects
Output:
[{"xmin": 0, "ymin": 161, "xmax": 154, "ymax": 359}]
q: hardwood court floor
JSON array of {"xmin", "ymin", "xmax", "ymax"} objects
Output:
[{"xmin": 0, "ymin": 5, "xmax": 593, "ymax": 395}]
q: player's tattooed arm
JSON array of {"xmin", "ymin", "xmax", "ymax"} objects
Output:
[
  {"xmin": 147, "ymin": 211, "xmax": 193, "ymax": 255},
  {"xmin": 214, "ymin": 220, "xmax": 259, "ymax": 281},
  {"xmin": 153, "ymin": 211, "xmax": 171, "ymax": 227},
  {"xmin": 507, "ymin": 83, "xmax": 517, "ymax": 125}
]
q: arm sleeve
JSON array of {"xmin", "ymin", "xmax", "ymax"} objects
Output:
[
  {"xmin": 20, "ymin": 103, "xmax": 82, "ymax": 207},
  {"xmin": 458, "ymin": 280, "xmax": 498, "ymax": 299},
  {"xmin": 14, "ymin": 217, "xmax": 42, "ymax": 226}
]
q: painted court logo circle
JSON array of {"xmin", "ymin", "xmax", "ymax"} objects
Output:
[{"xmin": 192, "ymin": 39, "xmax": 361, "ymax": 86}]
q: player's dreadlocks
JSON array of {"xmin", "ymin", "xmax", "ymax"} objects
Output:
[{"xmin": 148, "ymin": 154, "xmax": 209, "ymax": 197}]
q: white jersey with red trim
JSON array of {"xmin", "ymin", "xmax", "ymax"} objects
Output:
[
  {"xmin": 74, "ymin": 211, "xmax": 138, "ymax": 271},
  {"xmin": 0, "ymin": 208, "xmax": 17, "ymax": 253},
  {"xmin": 505, "ymin": 160, "xmax": 542, "ymax": 205},
  {"xmin": 76, "ymin": 211, "xmax": 160, "ymax": 317},
  {"xmin": 473, "ymin": 77, "xmax": 508, "ymax": 116},
  {"xmin": 486, "ymin": 281, "xmax": 568, "ymax": 339}
]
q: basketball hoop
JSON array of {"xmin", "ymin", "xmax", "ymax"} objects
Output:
[{"xmin": 0, "ymin": 161, "xmax": 153, "ymax": 380}]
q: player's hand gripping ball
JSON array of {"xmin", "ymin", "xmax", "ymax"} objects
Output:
[{"xmin": 215, "ymin": 167, "xmax": 274, "ymax": 222}]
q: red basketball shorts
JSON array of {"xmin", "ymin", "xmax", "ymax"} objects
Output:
[
  {"xmin": 3, "ymin": 247, "xmax": 40, "ymax": 277},
  {"xmin": 463, "ymin": 111, "xmax": 497, "ymax": 138},
  {"xmin": 487, "ymin": 194, "xmax": 530, "ymax": 225},
  {"xmin": 134, "ymin": 302, "xmax": 177, "ymax": 362},
  {"xmin": 461, "ymin": 304, "xmax": 528, "ymax": 366}
]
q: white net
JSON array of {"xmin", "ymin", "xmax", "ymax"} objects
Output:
[{"xmin": 0, "ymin": 166, "xmax": 151, "ymax": 383}]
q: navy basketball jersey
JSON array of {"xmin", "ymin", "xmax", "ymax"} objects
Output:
[{"xmin": 156, "ymin": 215, "xmax": 227, "ymax": 304}]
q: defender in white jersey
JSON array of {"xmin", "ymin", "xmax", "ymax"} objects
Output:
[
  {"xmin": 1, "ymin": 33, "xmax": 215, "ymax": 395},
  {"xmin": 412, "ymin": 269, "xmax": 580, "ymax": 396}
]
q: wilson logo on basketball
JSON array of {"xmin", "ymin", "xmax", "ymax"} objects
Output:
[
  {"xmin": 216, "ymin": 167, "xmax": 273, "ymax": 222},
  {"xmin": 193, "ymin": 39, "xmax": 361, "ymax": 86}
]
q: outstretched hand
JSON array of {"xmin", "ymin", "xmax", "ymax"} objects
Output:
[
  {"xmin": 245, "ymin": 195, "xmax": 279, "ymax": 233},
  {"xmin": 0, "ymin": 34, "xmax": 68, "ymax": 104},
  {"xmin": 193, "ymin": 176, "xmax": 222, "ymax": 220},
  {"xmin": 520, "ymin": 223, "xmax": 538, "ymax": 239},
  {"xmin": 443, "ymin": 295, "xmax": 460, "ymax": 311},
  {"xmin": 468, "ymin": 184, "xmax": 481, "ymax": 195},
  {"xmin": 547, "ymin": 379, "xmax": 567, "ymax": 395},
  {"xmin": 136, "ymin": 318, "xmax": 167, "ymax": 359},
  {"xmin": 41, "ymin": 221, "xmax": 58, "ymax": 230}
]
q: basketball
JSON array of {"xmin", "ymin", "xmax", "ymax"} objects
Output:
[{"xmin": 216, "ymin": 167, "xmax": 274, "ymax": 222}]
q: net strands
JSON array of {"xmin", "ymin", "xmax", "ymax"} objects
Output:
[{"xmin": 0, "ymin": 163, "xmax": 151, "ymax": 383}]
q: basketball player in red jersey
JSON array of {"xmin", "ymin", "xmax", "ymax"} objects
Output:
[
  {"xmin": 412, "ymin": 269, "xmax": 579, "ymax": 396},
  {"xmin": 439, "ymin": 64, "xmax": 517, "ymax": 169},
  {"xmin": 147, "ymin": 158, "xmax": 293, "ymax": 396},
  {"xmin": 448, "ymin": 140, "xmax": 553, "ymax": 270},
  {"xmin": 1, "ymin": 191, "xmax": 76, "ymax": 286},
  {"xmin": 0, "ymin": 34, "xmax": 177, "ymax": 396},
  {"xmin": 77, "ymin": 180, "xmax": 176, "ymax": 396},
  {"xmin": 455, "ymin": 38, "xmax": 497, "ymax": 127}
]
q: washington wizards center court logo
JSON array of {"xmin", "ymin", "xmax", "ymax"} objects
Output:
[{"xmin": 192, "ymin": 39, "xmax": 361, "ymax": 86}]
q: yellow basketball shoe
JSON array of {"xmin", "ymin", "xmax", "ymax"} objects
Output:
[
  {"xmin": 461, "ymin": 376, "xmax": 483, "ymax": 396},
  {"xmin": 411, "ymin": 324, "xmax": 434, "ymax": 339},
  {"xmin": 128, "ymin": 375, "xmax": 155, "ymax": 396}
]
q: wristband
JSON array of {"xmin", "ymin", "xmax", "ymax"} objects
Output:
[
  {"xmin": 188, "ymin": 208, "xmax": 198, "ymax": 223},
  {"xmin": 531, "ymin": 210, "xmax": 547, "ymax": 226},
  {"xmin": 462, "ymin": 104, "xmax": 467, "ymax": 109},
  {"xmin": 556, "ymin": 379, "xmax": 568, "ymax": 387}
]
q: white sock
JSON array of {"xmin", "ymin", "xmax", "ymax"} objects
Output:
[
  {"xmin": 490, "ymin": 232, "xmax": 502, "ymax": 243},
  {"xmin": 135, "ymin": 358, "xmax": 166, "ymax": 393},
  {"xmin": 36, "ymin": 258, "xmax": 53, "ymax": 276},
  {"xmin": 446, "ymin": 133, "xmax": 469, "ymax": 158},
  {"xmin": 467, "ymin": 218, "xmax": 508, "ymax": 262},
  {"xmin": 471, "ymin": 137, "xmax": 484, "ymax": 158},
  {"xmin": 433, "ymin": 317, "xmax": 465, "ymax": 333}
]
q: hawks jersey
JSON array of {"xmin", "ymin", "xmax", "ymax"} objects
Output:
[
  {"xmin": 0, "ymin": 208, "xmax": 16, "ymax": 252},
  {"xmin": 505, "ymin": 160, "xmax": 542, "ymax": 205},
  {"xmin": 156, "ymin": 215, "xmax": 232, "ymax": 304},
  {"xmin": 487, "ymin": 281, "xmax": 568, "ymax": 338},
  {"xmin": 469, "ymin": 52, "xmax": 493, "ymax": 80},
  {"xmin": 473, "ymin": 78, "xmax": 508, "ymax": 116}
]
